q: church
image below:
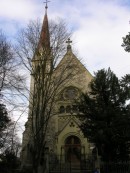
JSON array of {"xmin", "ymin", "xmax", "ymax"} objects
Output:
[{"xmin": 21, "ymin": 3, "xmax": 99, "ymax": 173}]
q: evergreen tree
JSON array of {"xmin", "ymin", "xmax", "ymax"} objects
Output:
[
  {"xmin": 79, "ymin": 68, "xmax": 130, "ymax": 162},
  {"xmin": 122, "ymin": 32, "xmax": 130, "ymax": 52},
  {"xmin": 0, "ymin": 104, "xmax": 10, "ymax": 139}
]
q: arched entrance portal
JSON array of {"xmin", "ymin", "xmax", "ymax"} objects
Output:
[{"xmin": 65, "ymin": 135, "xmax": 81, "ymax": 163}]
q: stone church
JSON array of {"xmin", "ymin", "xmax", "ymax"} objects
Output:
[{"xmin": 21, "ymin": 4, "xmax": 98, "ymax": 172}]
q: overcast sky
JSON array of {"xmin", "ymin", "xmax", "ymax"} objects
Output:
[
  {"xmin": 0, "ymin": 0, "xmax": 130, "ymax": 78},
  {"xmin": 0, "ymin": 0, "xmax": 130, "ymax": 77},
  {"xmin": 0, "ymin": 0, "xmax": 130, "ymax": 138}
]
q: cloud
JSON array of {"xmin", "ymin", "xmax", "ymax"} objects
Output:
[
  {"xmin": 0, "ymin": 0, "xmax": 44, "ymax": 40},
  {"xmin": 50, "ymin": 0, "xmax": 130, "ymax": 77},
  {"xmin": 0, "ymin": 0, "xmax": 36, "ymax": 20},
  {"xmin": 0, "ymin": 0, "xmax": 129, "ymax": 78}
]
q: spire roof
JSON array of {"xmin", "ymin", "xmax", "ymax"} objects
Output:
[{"xmin": 37, "ymin": 4, "xmax": 50, "ymax": 50}]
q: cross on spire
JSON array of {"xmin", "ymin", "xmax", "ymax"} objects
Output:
[
  {"xmin": 44, "ymin": 0, "xmax": 50, "ymax": 10},
  {"xmin": 66, "ymin": 38, "xmax": 72, "ymax": 51},
  {"xmin": 66, "ymin": 38, "xmax": 72, "ymax": 45}
]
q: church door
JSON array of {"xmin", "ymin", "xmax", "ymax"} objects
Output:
[{"xmin": 65, "ymin": 135, "xmax": 81, "ymax": 164}]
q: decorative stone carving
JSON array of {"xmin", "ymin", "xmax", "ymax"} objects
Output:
[{"xmin": 63, "ymin": 87, "xmax": 79, "ymax": 100}]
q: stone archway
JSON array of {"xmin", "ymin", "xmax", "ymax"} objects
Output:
[{"xmin": 65, "ymin": 135, "xmax": 81, "ymax": 164}]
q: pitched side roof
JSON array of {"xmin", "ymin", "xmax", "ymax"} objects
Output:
[{"xmin": 53, "ymin": 44, "xmax": 93, "ymax": 93}]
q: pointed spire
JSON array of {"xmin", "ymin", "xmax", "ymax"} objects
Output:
[{"xmin": 38, "ymin": 1, "xmax": 50, "ymax": 50}]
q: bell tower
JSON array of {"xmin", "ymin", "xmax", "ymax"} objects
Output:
[{"xmin": 21, "ymin": 2, "xmax": 52, "ymax": 169}]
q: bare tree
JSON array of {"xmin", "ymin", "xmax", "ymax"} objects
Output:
[
  {"xmin": 15, "ymin": 18, "xmax": 71, "ymax": 72},
  {"xmin": 0, "ymin": 30, "xmax": 13, "ymax": 93},
  {"xmin": 0, "ymin": 29, "xmax": 25, "ymax": 136},
  {"xmin": 0, "ymin": 31, "xmax": 27, "ymax": 173},
  {"xmin": 16, "ymin": 18, "xmax": 80, "ymax": 173},
  {"xmin": 0, "ymin": 121, "xmax": 21, "ymax": 155},
  {"xmin": 0, "ymin": 124, "xmax": 21, "ymax": 173},
  {"xmin": 0, "ymin": 103, "xmax": 21, "ymax": 173},
  {"xmin": 0, "ymin": 30, "xmax": 25, "ymax": 93},
  {"xmin": 0, "ymin": 29, "xmax": 26, "ymax": 124}
]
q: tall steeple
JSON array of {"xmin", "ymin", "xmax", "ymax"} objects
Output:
[{"xmin": 37, "ymin": 1, "xmax": 50, "ymax": 50}]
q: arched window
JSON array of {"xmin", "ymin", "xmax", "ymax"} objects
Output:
[
  {"xmin": 66, "ymin": 105, "xmax": 71, "ymax": 113},
  {"xmin": 59, "ymin": 106, "xmax": 65, "ymax": 114},
  {"xmin": 65, "ymin": 135, "xmax": 81, "ymax": 145},
  {"xmin": 65, "ymin": 136, "xmax": 81, "ymax": 162},
  {"xmin": 72, "ymin": 105, "xmax": 78, "ymax": 113},
  {"xmin": 63, "ymin": 87, "xmax": 78, "ymax": 100}
]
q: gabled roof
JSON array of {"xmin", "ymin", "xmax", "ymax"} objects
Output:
[
  {"xmin": 53, "ymin": 44, "xmax": 93, "ymax": 94},
  {"xmin": 56, "ymin": 115, "xmax": 81, "ymax": 136},
  {"xmin": 55, "ymin": 45, "xmax": 93, "ymax": 78}
]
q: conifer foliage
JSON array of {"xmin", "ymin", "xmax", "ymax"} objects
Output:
[
  {"xmin": 79, "ymin": 68, "xmax": 130, "ymax": 162},
  {"xmin": 122, "ymin": 32, "xmax": 130, "ymax": 52},
  {"xmin": 0, "ymin": 104, "xmax": 10, "ymax": 145}
]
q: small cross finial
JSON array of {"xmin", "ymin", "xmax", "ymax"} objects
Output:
[
  {"xmin": 66, "ymin": 38, "xmax": 72, "ymax": 51},
  {"xmin": 66, "ymin": 38, "xmax": 72, "ymax": 45},
  {"xmin": 44, "ymin": 0, "xmax": 50, "ymax": 10}
]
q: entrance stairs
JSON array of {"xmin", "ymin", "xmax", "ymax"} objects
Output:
[{"xmin": 49, "ymin": 162, "xmax": 93, "ymax": 173}]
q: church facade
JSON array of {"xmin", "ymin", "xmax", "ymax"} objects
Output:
[
  {"xmin": 21, "ymin": 5, "xmax": 98, "ymax": 172},
  {"xmin": 50, "ymin": 44, "xmax": 93, "ymax": 159}
]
